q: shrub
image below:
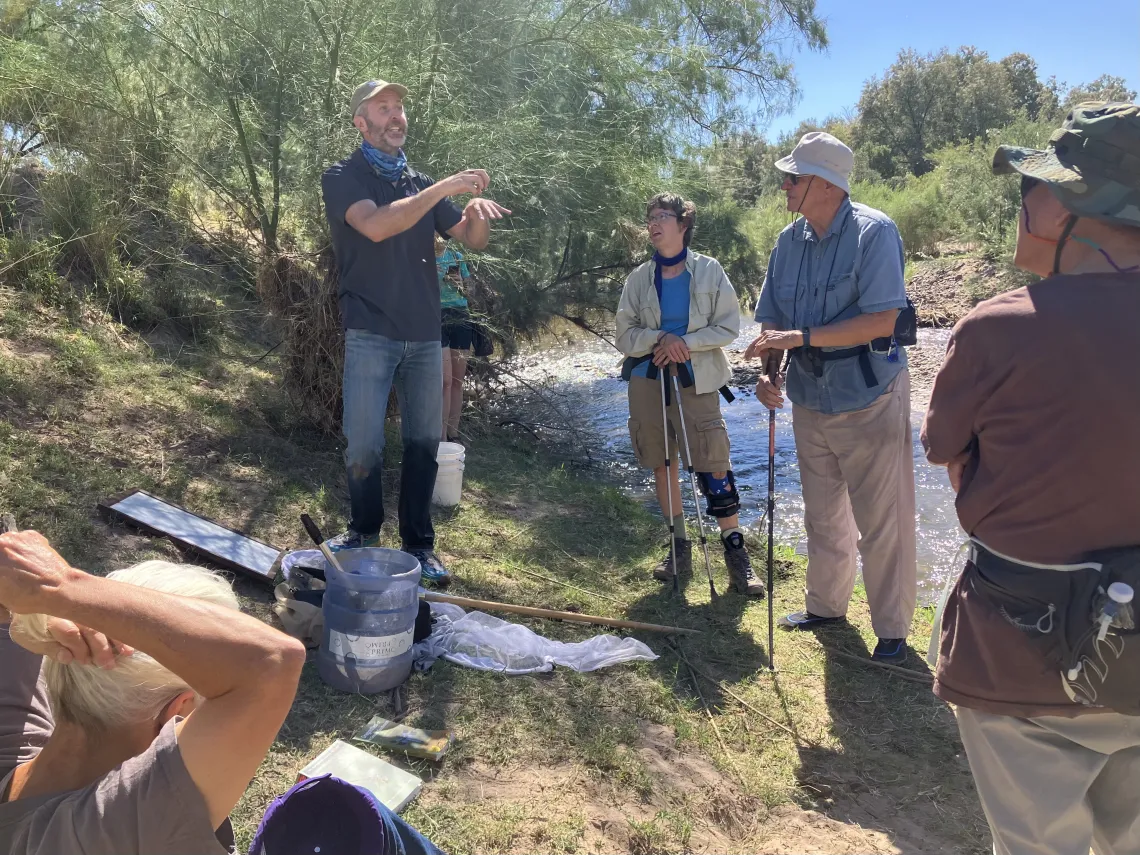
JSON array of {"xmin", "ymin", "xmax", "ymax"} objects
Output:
[
  {"xmin": 0, "ymin": 233, "xmax": 75, "ymax": 308},
  {"xmin": 740, "ymin": 196, "xmax": 795, "ymax": 280},
  {"xmin": 850, "ymin": 173, "xmax": 950, "ymax": 257}
]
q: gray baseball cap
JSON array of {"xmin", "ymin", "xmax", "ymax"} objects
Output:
[{"xmin": 349, "ymin": 79, "xmax": 409, "ymax": 117}]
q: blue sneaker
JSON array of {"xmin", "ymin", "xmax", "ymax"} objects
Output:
[
  {"xmin": 405, "ymin": 548, "xmax": 451, "ymax": 587},
  {"xmin": 871, "ymin": 638, "xmax": 908, "ymax": 663},
  {"xmin": 325, "ymin": 529, "xmax": 380, "ymax": 552},
  {"xmin": 778, "ymin": 610, "xmax": 845, "ymax": 630}
]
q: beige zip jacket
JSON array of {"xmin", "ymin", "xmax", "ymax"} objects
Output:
[{"xmin": 615, "ymin": 252, "xmax": 740, "ymax": 396}]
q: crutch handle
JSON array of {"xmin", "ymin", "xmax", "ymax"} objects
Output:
[{"xmin": 764, "ymin": 351, "xmax": 784, "ymax": 385}]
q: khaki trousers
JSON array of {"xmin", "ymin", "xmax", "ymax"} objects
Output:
[
  {"xmin": 791, "ymin": 370, "xmax": 917, "ymax": 639},
  {"xmin": 956, "ymin": 707, "xmax": 1140, "ymax": 855}
]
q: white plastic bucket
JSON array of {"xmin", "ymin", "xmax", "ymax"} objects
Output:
[{"xmin": 432, "ymin": 442, "xmax": 466, "ymax": 506}]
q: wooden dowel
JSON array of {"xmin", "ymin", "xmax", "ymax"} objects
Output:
[
  {"xmin": 420, "ymin": 591, "xmax": 701, "ymax": 636},
  {"xmin": 816, "ymin": 643, "xmax": 934, "ymax": 683}
]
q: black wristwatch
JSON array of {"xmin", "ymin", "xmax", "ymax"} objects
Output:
[{"xmin": 800, "ymin": 327, "xmax": 811, "ymax": 348}]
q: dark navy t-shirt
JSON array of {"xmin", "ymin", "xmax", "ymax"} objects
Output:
[{"xmin": 321, "ymin": 148, "xmax": 464, "ymax": 341}]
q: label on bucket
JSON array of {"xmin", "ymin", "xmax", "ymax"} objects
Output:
[{"xmin": 328, "ymin": 627, "xmax": 415, "ymax": 661}]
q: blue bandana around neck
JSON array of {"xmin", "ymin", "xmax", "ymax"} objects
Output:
[
  {"xmin": 361, "ymin": 141, "xmax": 408, "ymax": 183},
  {"xmin": 653, "ymin": 248, "xmax": 688, "ymax": 301}
]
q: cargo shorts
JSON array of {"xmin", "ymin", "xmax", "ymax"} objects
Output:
[{"xmin": 627, "ymin": 375, "xmax": 731, "ymax": 472}]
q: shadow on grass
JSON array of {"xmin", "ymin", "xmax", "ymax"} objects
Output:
[{"xmin": 783, "ymin": 619, "xmax": 989, "ymax": 854}]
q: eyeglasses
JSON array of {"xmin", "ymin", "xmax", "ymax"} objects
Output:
[{"xmin": 645, "ymin": 212, "xmax": 678, "ymax": 226}]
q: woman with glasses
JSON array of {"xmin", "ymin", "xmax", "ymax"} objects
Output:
[{"xmin": 615, "ymin": 193, "xmax": 765, "ymax": 597}]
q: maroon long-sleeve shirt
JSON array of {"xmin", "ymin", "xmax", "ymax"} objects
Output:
[{"xmin": 921, "ymin": 272, "xmax": 1140, "ymax": 717}]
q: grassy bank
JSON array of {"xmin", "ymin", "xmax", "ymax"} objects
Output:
[{"xmin": 0, "ymin": 284, "xmax": 989, "ymax": 854}]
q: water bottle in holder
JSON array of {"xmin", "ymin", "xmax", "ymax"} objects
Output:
[{"xmin": 1097, "ymin": 582, "xmax": 1135, "ymax": 642}]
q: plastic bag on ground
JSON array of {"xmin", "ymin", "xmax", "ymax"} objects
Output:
[{"xmin": 413, "ymin": 599, "xmax": 658, "ymax": 675}]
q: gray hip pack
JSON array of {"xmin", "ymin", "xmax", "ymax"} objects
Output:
[{"xmin": 966, "ymin": 541, "xmax": 1140, "ymax": 714}]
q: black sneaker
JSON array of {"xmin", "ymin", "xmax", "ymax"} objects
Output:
[
  {"xmin": 778, "ymin": 611, "xmax": 845, "ymax": 630},
  {"xmin": 721, "ymin": 531, "xmax": 765, "ymax": 598},
  {"xmin": 325, "ymin": 529, "xmax": 380, "ymax": 552},
  {"xmin": 404, "ymin": 548, "xmax": 451, "ymax": 587},
  {"xmin": 871, "ymin": 638, "xmax": 908, "ymax": 663}
]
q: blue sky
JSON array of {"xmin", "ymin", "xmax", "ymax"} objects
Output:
[{"xmin": 762, "ymin": 0, "xmax": 1140, "ymax": 140}]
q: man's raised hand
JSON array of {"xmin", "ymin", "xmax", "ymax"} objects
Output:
[
  {"xmin": 463, "ymin": 197, "xmax": 512, "ymax": 221},
  {"xmin": 439, "ymin": 169, "xmax": 492, "ymax": 197}
]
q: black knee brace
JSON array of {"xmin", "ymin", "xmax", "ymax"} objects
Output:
[{"xmin": 697, "ymin": 470, "xmax": 740, "ymax": 518}]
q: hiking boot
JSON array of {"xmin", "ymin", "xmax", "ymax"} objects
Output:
[
  {"xmin": 325, "ymin": 529, "xmax": 380, "ymax": 552},
  {"xmin": 652, "ymin": 538, "xmax": 692, "ymax": 582},
  {"xmin": 722, "ymin": 531, "xmax": 765, "ymax": 597},
  {"xmin": 404, "ymin": 548, "xmax": 451, "ymax": 587},
  {"xmin": 871, "ymin": 637, "xmax": 908, "ymax": 663},
  {"xmin": 778, "ymin": 611, "xmax": 845, "ymax": 630}
]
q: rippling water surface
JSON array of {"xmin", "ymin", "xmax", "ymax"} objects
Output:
[{"xmin": 512, "ymin": 320, "xmax": 964, "ymax": 603}]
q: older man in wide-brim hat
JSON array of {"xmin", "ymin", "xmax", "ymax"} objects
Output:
[
  {"xmin": 745, "ymin": 132, "xmax": 918, "ymax": 663},
  {"xmin": 921, "ymin": 101, "xmax": 1140, "ymax": 855}
]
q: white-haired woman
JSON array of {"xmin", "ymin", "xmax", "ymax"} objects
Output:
[{"xmin": 0, "ymin": 531, "xmax": 306, "ymax": 855}]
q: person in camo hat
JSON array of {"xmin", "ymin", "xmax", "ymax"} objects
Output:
[{"xmin": 921, "ymin": 102, "xmax": 1140, "ymax": 855}]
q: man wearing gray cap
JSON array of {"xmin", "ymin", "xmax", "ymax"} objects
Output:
[
  {"xmin": 321, "ymin": 79, "xmax": 510, "ymax": 586},
  {"xmin": 745, "ymin": 132, "xmax": 917, "ymax": 662}
]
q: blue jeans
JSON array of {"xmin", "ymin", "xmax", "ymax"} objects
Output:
[{"xmin": 342, "ymin": 329, "xmax": 442, "ymax": 549}]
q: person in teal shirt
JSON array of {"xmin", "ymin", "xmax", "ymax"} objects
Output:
[{"xmin": 435, "ymin": 237, "xmax": 473, "ymax": 442}]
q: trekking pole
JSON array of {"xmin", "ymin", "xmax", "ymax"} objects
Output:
[
  {"xmin": 659, "ymin": 365, "xmax": 680, "ymax": 595},
  {"xmin": 670, "ymin": 369, "xmax": 718, "ymax": 601},
  {"xmin": 765, "ymin": 352, "xmax": 788, "ymax": 670}
]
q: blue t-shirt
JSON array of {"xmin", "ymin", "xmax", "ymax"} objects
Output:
[{"xmin": 632, "ymin": 271, "xmax": 694, "ymax": 380}]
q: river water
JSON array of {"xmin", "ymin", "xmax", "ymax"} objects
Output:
[{"xmin": 510, "ymin": 321, "xmax": 964, "ymax": 603}]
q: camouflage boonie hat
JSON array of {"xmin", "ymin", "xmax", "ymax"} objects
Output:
[{"xmin": 993, "ymin": 101, "xmax": 1140, "ymax": 227}]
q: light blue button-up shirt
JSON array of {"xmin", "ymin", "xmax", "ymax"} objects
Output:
[{"xmin": 755, "ymin": 198, "xmax": 908, "ymax": 414}]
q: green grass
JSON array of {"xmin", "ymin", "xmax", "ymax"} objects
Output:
[{"xmin": 0, "ymin": 282, "xmax": 990, "ymax": 854}]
